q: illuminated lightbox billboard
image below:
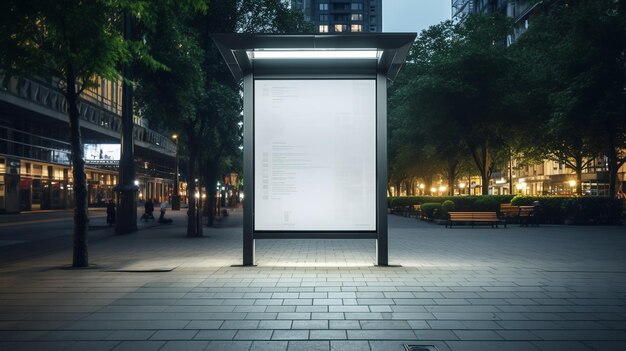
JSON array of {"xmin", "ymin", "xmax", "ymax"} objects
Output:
[
  {"xmin": 254, "ymin": 79, "xmax": 377, "ymax": 231},
  {"xmin": 84, "ymin": 144, "xmax": 120, "ymax": 164}
]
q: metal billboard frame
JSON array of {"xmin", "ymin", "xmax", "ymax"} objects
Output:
[{"xmin": 213, "ymin": 34, "xmax": 415, "ymax": 266}]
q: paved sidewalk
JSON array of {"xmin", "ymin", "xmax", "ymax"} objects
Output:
[{"xmin": 0, "ymin": 209, "xmax": 625, "ymax": 350}]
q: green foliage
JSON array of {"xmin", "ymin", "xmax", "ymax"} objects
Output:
[
  {"xmin": 421, "ymin": 203, "xmax": 443, "ymax": 220},
  {"xmin": 511, "ymin": 195, "xmax": 623, "ymax": 224},
  {"xmin": 563, "ymin": 198, "xmax": 623, "ymax": 225},
  {"xmin": 389, "ymin": 196, "xmax": 514, "ymax": 210},
  {"xmin": 512, "ymin": 0, "xmax": 626, "ymax": 196},
  {"xmin": 441, "ymin": 200, "xmax": 455, "ymax": 214}
]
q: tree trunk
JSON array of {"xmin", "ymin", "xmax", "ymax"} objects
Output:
[
  {"xmin": 186, "ymin": 142, "xmax": 197, "ymax": 237},
  {"xmin": 196, "ymin": 176, "xmax": 203, "ymax": 237},
  {"xmin": 447, "ymin": 160, "xmax": 458, "ymax": 196},
  {"xmin": 576, "ymin": 169, "xmax": 583, "ymax": 196},
  {"xmin": 606, "ymin": 134, "xmax": 621, "ymax": 197},
  {"xmin": 481, "ymin": 144, "xmax": 490, "ymax": 195},
  {"xmin": 66, "ymin": 66, "xmax": 89, "ymax": 267}
]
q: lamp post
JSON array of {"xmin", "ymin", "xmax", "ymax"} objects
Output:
[{"xmin": 172, "ymin": 134, "xmax": 180, "ymax": 210}]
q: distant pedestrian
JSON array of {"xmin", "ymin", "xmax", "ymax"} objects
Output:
[
  {"xmin": 106, "ymin": 199, "xmax": 116, "ymax": 226},
  {"xmin": 141, "ymin": 198, "xmax": 155, "ymax": 221},
  {"xmin": 159, "ymin": 200, "xmax": 172, "ymax": 224}
]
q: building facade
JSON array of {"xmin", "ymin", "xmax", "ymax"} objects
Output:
[
  {"xmin": 291, "ymin": 0, "xmax": 382, "ymax": 33},
  {"xmin": 0, "ymin": 75, "xmax": 178, "ymax": 213}
]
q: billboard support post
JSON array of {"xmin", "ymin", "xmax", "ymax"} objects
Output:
[{"xmin": 214, "ymin": 34, "xmax": 415, "ymax": 267}]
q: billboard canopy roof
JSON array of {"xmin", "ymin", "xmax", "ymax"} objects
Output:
[{"xmin": 213, "ymin": 33, "xmax": 416, "ymax": 81}]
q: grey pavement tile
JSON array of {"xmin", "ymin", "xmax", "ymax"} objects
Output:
[
  {"xmin": 111, "ymin": 341, "xmax": 166, "ymax": 351},
  {"xmin": 234, "ymin": 330, "xmax": 273, "ymax": 340},
  {"xmin": 582, "ymin": 341, "xmax": 626, "ymax": 350},
  {"xmin": 296, "ymin": 306, "xmax": 328, "ymax": 312},
  {"xmin": 312, "ymin": 313, "xmax": 345, "ymax": 320},
  {"xmin": 330, "ymin": 340, "xmax": 370, "ymax": 351},
  {"xmin": 288, "ymin": 340, "xmax": 330, "ymax": 351},
  {"xmin": 531, "ymin": 330, "xmax": 626, "ymax": 341},
  {"xmin": 205, "ymin": 340, "xmax": 252, "ymax": 351},
  {"xmin": 292, "ymin": 320, "xmax": 328, "ymax": 329},
  {"xmin": 531, "ymin": 341, "xmax": 593, "ymax": 351},
  {"xmin": 37, "ymin": 330, "xmax": 113, "ymax": 341},
  {"xmin": 258, "ymin": 320, "xmax": 292, "ymax": 329},
  {"xmin": 149, "ymin": 330, "xmax": 198, "ymax": 340},
  {"xmin": 452, "ymin": 330, "xmax": 503, "ymax": 341},
  {"xmin": 330, "ymin": 320, "xmax": 361, "ymax": 330},
  {"xmin": 0, "ymin": 341, "xmax": 75, "ymax": 351},
  {"xmin": 221, "ymin": 320, "xmax": 260, "ymax": 329},
  {"xmin": 193, "ymin": 330, "xmax": 237, "ymax": 340},
  {"xmin": 414, "ymin": 330, "xmax": 459, "ymax": 341},
  {"xmin": 251, "ymin": 340, "xmax": 288, "ymax": 351},
  {"xmin": 105, "ymin": 330, "xmax": 156, "ymax": 341},
  {"xmin": 347, "ymin": 330, "xmax": 416, "ymax": 340},
  {"xmin": 272, "ymin": 330, "xmax": 309, "ymax": 340},
  {"xmin": 64, "ymin": 341, "xmax": 120, "ymax": 351},
  {"xmin": 159, "ymin": 341, "xmax": 210, "ymax": 351},
  {"xmin": 184, "ymin": 321, "xmax": 223, "ymax": 329},
  {"xmin": 360, "ymin": 321, "xmax": 411, "ymax": 329},
  {"xmin": 310, "ymin": 330, "xmax": 348, "ymax": 340},
  {"xmin": 445, "ymin": 341, "xmax": 540, "ymax": 351},
  {"xmin": 496, "ymin": 330, "xmax": 542, "ymax": 340}
]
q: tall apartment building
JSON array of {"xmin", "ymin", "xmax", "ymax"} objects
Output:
[{"xmin": 291, "ymin": 0, "xmax": 382, "ymax": 33}]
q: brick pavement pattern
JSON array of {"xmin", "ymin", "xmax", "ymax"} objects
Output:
[{"xmin": 0, "ymin": 209, "xmax": 625, "ymax": 350}]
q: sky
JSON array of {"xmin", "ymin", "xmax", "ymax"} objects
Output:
[{"xmin": 383, "ymin": 0, "xmax": 451, "ymax": 34}]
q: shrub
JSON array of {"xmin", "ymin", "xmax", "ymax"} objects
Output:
[
  {"xmin": 441, "ymin": 200, "xmax": 455, "ymax": 214},
  {"xmin": 510, "ymin": 196, "xmax": 623, "ymax": 224},
  {"xmin": 562, "ymin": 197, "xmax": 623, "ymax": 224},
  {"xmin": 421, "ymin": 202, "xmax": 443, "ymax": 220},
  {"xmin": 388, "ymin": 195, "xmax": 514, "ymax": 209}
]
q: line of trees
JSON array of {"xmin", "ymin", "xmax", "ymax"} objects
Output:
[
  {"xmin": 389, "ymin": 0, "xmax": 625, "ymax": 197},
  {"xmin": 0, "ymin": 0, "xmax": 312, "ymax": 267}
]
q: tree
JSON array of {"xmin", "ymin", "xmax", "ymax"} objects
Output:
[
  {"xmin": 514, "ymin": 0, "xmax": 626, "ymax": 196},
  {"xmin": 134, "ymin": 1, "xmax": 207, "ymax": 237},
  {"xmin": 0, "ymin": 0, "xmax": 131, "ymax": 267},
  {"xmin": 391, "ymin": 16, "xmax": 516, "ymax": 195}
]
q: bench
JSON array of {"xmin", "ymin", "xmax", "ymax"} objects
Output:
[
  {"xmin": 446, "ymin": 212, "xmax": 502, "ymax": 228},
  {"xmin": 499, "ymin": 204, "xmax": 538, "ymax": 226},
  {"xmin": 518, "ymin": 206, "xmax": 537, "ymax": 226}
]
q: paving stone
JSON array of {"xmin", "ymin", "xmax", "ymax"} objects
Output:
[
  {"xmin": 251, "ymin": 340, "xmax": 288, "ymax": 351},
  {"xmin": 288, "ymin": 340, "xmax": 330, "ymax": 351},
  {"xmin": 272, "ymin": 330, "xmax": 309, "ymax": 340},
  {"xmin": 159, "ymin": 341, "xmax": 210, "ymax": 351}
]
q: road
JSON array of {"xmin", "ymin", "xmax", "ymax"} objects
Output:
[{"xmin": 0, "ymin": 208, "xmax": 114, "ymax": 265}]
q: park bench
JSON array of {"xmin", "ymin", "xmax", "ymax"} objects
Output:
[
  {"xmin": 446, "ymin": 211, "xmax": 502, "ymax": 228},
  {"xmin": 518, "ymin": 205, "xmax": 537, "ymax": 226}
]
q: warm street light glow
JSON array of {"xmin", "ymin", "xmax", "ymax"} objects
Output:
[
  {"xmin": 459, "ymin": 182, "xmax": 466, "ymax": 189},
  {"xmin": 172, "ymin": 134, "xmax": 178, "ymax": 139},
  {"xmin": 419, "ymin": 184, "xmax": 425, "ymax": 189},
  {"xmin": 439, "ymin": 185, "xmax": 446, "ymax": 192},
  {"xmin": 251, "ymin": 50, "xmax": 379, "ymax": 60},
  {"xmin": 430, "ymin": 187, "xmax": 437, "ymax": 193},
  {"xmin": 569, "ymin": 180, "xmax": 576, "ymax": 187}
]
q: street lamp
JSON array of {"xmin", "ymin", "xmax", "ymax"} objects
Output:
[{"xmin": 171, "ymin": 134, "xmax": 180, "ymax": 210}]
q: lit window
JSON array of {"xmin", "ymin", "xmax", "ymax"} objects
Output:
[
  {"xmin": 351, "ymin": 13, "xmax": 362, "ymax": 21},
  {"xmin": 319, "ymin": 14, "xmax": 328, "ymax": 21},
  {"xmin": 319, "ymin": 24, "xmax": 329, "ymax": 33},
  {"xmin": 319, "ymin": 3, "xmax": 328, "ymax": 11},
  {"xmin": 351, "ymin": 24, "xmax": 362, "ymax": 32},
  {"xmin": 334, "ymin": 24, "xmax": 347, "ymax": 32},
  {"xmin": 351, "ymin": 2, "xmax": 363, "ymax": 10}
]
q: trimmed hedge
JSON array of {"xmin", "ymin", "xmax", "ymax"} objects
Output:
[
  {"xmin": 510, "ymin": 196, "xmax": 623, "ymax": 224},
  {"xmin": 421, "ymin": 203, "xmax": 443, "ymax": 220},
  {"xmin": 389, "ymin": 195, "xmax": 623, "ymax": 224},
  {"xmin": 388, "ymin": 195, "xmax": 514, "ymax": 211},
  {"xmin": 441, "ymin": 200, "xmax": 455, "ymax": 215}
]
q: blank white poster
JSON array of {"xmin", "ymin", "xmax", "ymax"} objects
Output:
[{"xmin": 254, "ymin": 79, "xmax": 376, "ymax": 231}]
